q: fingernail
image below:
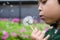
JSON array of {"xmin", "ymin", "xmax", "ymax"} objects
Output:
[
  {"xmin": 35, "ymin": 27, "xmax": 38, "ymax": 30},
  {"xmin": 42, "ymin": 30, "xmax": 46, "ymax": 34},
  {"xmin": 47, "ymin": 35, "xmax": 50, "ymax": 37}
]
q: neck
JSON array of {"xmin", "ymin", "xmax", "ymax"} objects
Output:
[{"xmin": 50, "ymin": 19, "xmax": 60, "ymax": 29}]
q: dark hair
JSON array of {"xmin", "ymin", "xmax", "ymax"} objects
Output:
[{"xmin": 58, "ymin": 0, "xmax": 60, "ymax": 4}]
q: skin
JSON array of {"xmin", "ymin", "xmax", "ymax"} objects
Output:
[
  {"xmin": 38, "ymin": 0, "xmax": 60, "ymax": 25},
  {"xmin": 31, "ymin": 0, "xmax": 60, "ymax": 40}
]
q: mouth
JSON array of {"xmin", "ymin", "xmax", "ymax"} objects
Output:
[{"xmin": 39, "ymin": 15, "xmax": 45, "ymax": 20}]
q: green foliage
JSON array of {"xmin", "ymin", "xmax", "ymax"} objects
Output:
[{"xmin": 0, "ymin": 21, "xmax": 49, "ymax": 40}]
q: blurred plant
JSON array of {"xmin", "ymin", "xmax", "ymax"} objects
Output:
[
  {"xmin": 0, "ymin": 18, "xmax": 8, "ymax": 21},
  {"xmin": 10, "ymin": 32, "xmax": 17, "ymax": 37},
  {"xmin": 11, "ymin": 18, "xmax": 20, "ymax": 23},
  {"xmin": 0, "ymin": 18, "xmax": 50, "ymax": 40},
  {"xmin": 2, "ymin": 31, "xmax": 9, "ymax": 40}
]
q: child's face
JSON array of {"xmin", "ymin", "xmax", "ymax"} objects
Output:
[{"xmin": 38, "ymin": 0, "xmax": 60, "ymax": 25}]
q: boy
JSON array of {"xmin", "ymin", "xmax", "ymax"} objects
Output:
[{"xmin": 31, "ymin": 0, "xmax": 60, "ymax": 40}]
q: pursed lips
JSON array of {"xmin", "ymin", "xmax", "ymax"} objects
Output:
[{"xmin": 39, "ymin": 15, "xmax": 45, "ymax": 20}]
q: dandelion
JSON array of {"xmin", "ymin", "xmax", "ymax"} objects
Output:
[{"xmin": 23, "ymin": 16, "xmax": 33, "ymax": 26}]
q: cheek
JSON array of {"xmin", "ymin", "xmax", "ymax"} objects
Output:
[{"xmin": 43, "ymin": 5, "xmax": 60, "ymax": 19}]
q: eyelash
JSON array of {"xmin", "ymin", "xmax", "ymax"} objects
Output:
[
  {"xmin": 38, "ymin": 0, "xmax": 47, "ymax": 5},
  {"xmin": 42, "ymin": 0, "xmax": 47, "ymax": 4}
]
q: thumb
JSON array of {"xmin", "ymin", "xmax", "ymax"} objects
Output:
[{"xmin": 44, "ymin": 35, "xmax": 50, "ymax": 40}]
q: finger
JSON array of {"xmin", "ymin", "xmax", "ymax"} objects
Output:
[
  {"xmin": 39, "ymin": 31, "xmax": 46, "ymax": 39},
  {"xmin": 33, "ymin": 28, "xmax": 38, "ymax": 34},
  {"xmin": 44, "ymin": 35, "xmax": 50, "ymax": 40},
  {"xmin": 31, "ymin": 28, "xmax": 38, "ymax": 37},
  {"xmin": 30, "ymin": 28, "xmax": 39, "ymax": 40},
  {"xmin": 36, "ymin": 31, "xmax": 41, "ymax": 36}
]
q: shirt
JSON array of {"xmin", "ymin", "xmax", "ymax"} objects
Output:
[{"xmin": 44, "ymin": 27, "xmax": 60, "ymax": 40}]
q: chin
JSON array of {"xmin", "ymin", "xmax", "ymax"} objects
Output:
[{"xmin": 44, "ymin": 21, "xmax": 52, "ymax": 25}]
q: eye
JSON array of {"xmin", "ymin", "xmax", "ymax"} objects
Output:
[{"xmin": 42, "ymin": 0, "xmax": 47, "ymax": 4}]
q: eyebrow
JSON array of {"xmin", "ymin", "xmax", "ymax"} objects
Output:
[{"xmin": 37, "ymin": 0, "xmax": 42, "ymax": 2}]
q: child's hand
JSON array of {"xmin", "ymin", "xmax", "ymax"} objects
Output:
[{"xmin": 30, "ymin": 28, "xmax": 50, "ymax": 40}]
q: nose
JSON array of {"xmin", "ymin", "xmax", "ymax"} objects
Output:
[
  {"xmin": 38, "ymin": 4, "xmax": 43, "ymax": 15},
  {"xmin": 38, "ymin": 4, "xmax": 43, "ymax": 12}
]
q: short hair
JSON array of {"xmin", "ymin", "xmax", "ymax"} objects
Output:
[{"xmin": 58, "ymin": 0, "xmax": 60, "ymax": 4}]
